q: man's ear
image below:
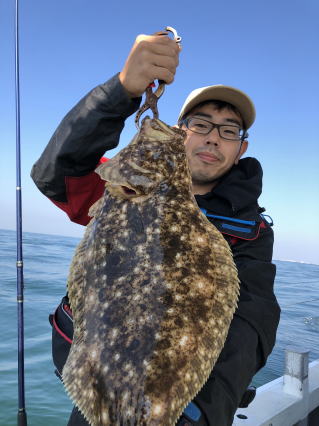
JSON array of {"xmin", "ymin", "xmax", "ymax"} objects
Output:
[{"xmin": 234, "ymin": 140, "xmax": 248, "ymax": 165}]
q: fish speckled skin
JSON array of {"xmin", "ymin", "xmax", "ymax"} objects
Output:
[{"xmin": 62, "ymin": 118, "xmax": 240, "ymax": 425}]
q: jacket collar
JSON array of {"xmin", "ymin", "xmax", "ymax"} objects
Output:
[{"xmin": 194, "ymin": 157, "xmax": 263, "ymax": 215}]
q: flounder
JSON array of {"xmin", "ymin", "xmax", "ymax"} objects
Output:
[{"xmin": 62, "ymin": 117, "xmax": 240, "ymax": 425}]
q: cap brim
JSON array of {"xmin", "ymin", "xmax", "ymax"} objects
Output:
[{"xmin": 178, "ymin": 85, "xmax": 256, "ymax": 129}]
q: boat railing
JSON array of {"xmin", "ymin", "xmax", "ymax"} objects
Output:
[{"xmin": 232, "ymin": 347, "xmax": 319, "ymax": 426}]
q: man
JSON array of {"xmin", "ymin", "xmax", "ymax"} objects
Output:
[{"xmin": 31, "ymin": 33, "xmax": 280, "ymax": 426}]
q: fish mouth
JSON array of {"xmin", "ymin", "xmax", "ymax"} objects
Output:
[
  {"xmin": 107, "ymin": 184, "xmax": 141, "ymax": 199},
  {"xmin": 121, "ymin": 186, "xmax": 137, "ymax": 196}
]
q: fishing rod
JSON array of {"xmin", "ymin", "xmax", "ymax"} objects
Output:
[{"xmin": 15, "ymin": 0, "xmax": 27, "ymax": 424}]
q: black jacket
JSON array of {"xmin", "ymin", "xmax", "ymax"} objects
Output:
[{"xmin": 31, "ymin": 73, "xmax": 280, "ymax": 367}]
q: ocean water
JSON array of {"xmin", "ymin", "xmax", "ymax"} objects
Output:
[{"xmin": 1, "ymin": 228, "xmax": 318, "ymax": 426}]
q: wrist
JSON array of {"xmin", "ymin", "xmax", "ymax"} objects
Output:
[{"xmin": 119, "ymin": 72, "xmax": 142, "ymax": 98}]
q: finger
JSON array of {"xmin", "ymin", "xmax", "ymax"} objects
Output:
[
  {"xmin": 151, "ymin": 38, "xmax": 181, "ymax": 56},
  {"xmin": 142, "ymin": 49, "xmax": 179, "ymax": 71},
  {"xmin": 138, "ymin": 33, "xmax": 180, "ymax": 46},
  {"xmin": 138, "ymin": 44, "xmax": 180, "ymax": 65},
  {"xmin": 151, "ymin": 34, "xmax": 181, "ymax": 51},
  {"xmin": 151, "ymin": 54, "xmax": 179, "ymax": 75},
  {"xmin": 146, "ymin": 65, "xmax": 175, "ymax": 85},
  {"xmin": 136, "ymin": 34, "xmax": 180, "ymax": 56}
]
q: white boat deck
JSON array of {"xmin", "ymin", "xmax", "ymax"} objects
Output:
[{"xmin": 232, "ymin": 348, "xmax": 319, "ymax": 426}]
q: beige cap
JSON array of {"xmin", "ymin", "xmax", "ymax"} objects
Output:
[{"xmin": 178, "ymin": 85, "xmax": 256, "ymax": 129}]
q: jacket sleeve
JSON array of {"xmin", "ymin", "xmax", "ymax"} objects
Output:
[
  {"xmin": 232, "ymin": 220, "xmax": 281, "ymax": 367},
  {"xmin": 31, "ymin": 74, "xmax": 141, "ymax": 223}
]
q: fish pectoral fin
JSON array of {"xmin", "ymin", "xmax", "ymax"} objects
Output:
[
  {"xmin": 95, "ymin": 156, "xmax": 121, "ymax": 182},
  {"xmin": 88, "ymin": 196, "xmax": 104, "ymax": 218}
]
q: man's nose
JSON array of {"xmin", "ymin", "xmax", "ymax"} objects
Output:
[{"xmin": 204, "ymin": 127, "xmax": 220, "ymax": 145}]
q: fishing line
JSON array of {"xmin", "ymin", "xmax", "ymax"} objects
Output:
[{"xmin": 15, "ymin": 0, "xmax": 27, "ymax": 424}]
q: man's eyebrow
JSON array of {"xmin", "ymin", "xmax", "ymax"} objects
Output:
[
  {"xmin": 225, "ymin": 118, "xmax": 242, "ymax": 127},
  {"xmin": 192, "ymin": 112, "xmax": 212, "ymax": 119},
  {"xmin": 192, "ymin": 112, "xmax": 242, "ymax": 128}
]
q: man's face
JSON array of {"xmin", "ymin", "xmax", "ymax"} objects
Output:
[{"xmin": 181, "ymin": 104, "xmax": 248, "ymax": 194}]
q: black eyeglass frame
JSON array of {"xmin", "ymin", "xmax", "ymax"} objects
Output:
[{"xmin": 180, "ymin": 117, "xmax": 249, "ymax": 142}]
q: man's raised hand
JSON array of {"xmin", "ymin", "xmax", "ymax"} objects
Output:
[{"xmin": 119, "ymin": 33, "xmax": 180, "ymax": 98}]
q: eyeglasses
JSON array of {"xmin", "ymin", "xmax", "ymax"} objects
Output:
[{"xmin": 181, "ymin": 117, "xmax": 248, "ymax": 141}]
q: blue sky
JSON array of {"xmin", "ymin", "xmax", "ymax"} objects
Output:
[{"xmin": 1, "ymin": 0, "xmax": 318, "ymax": 264}]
